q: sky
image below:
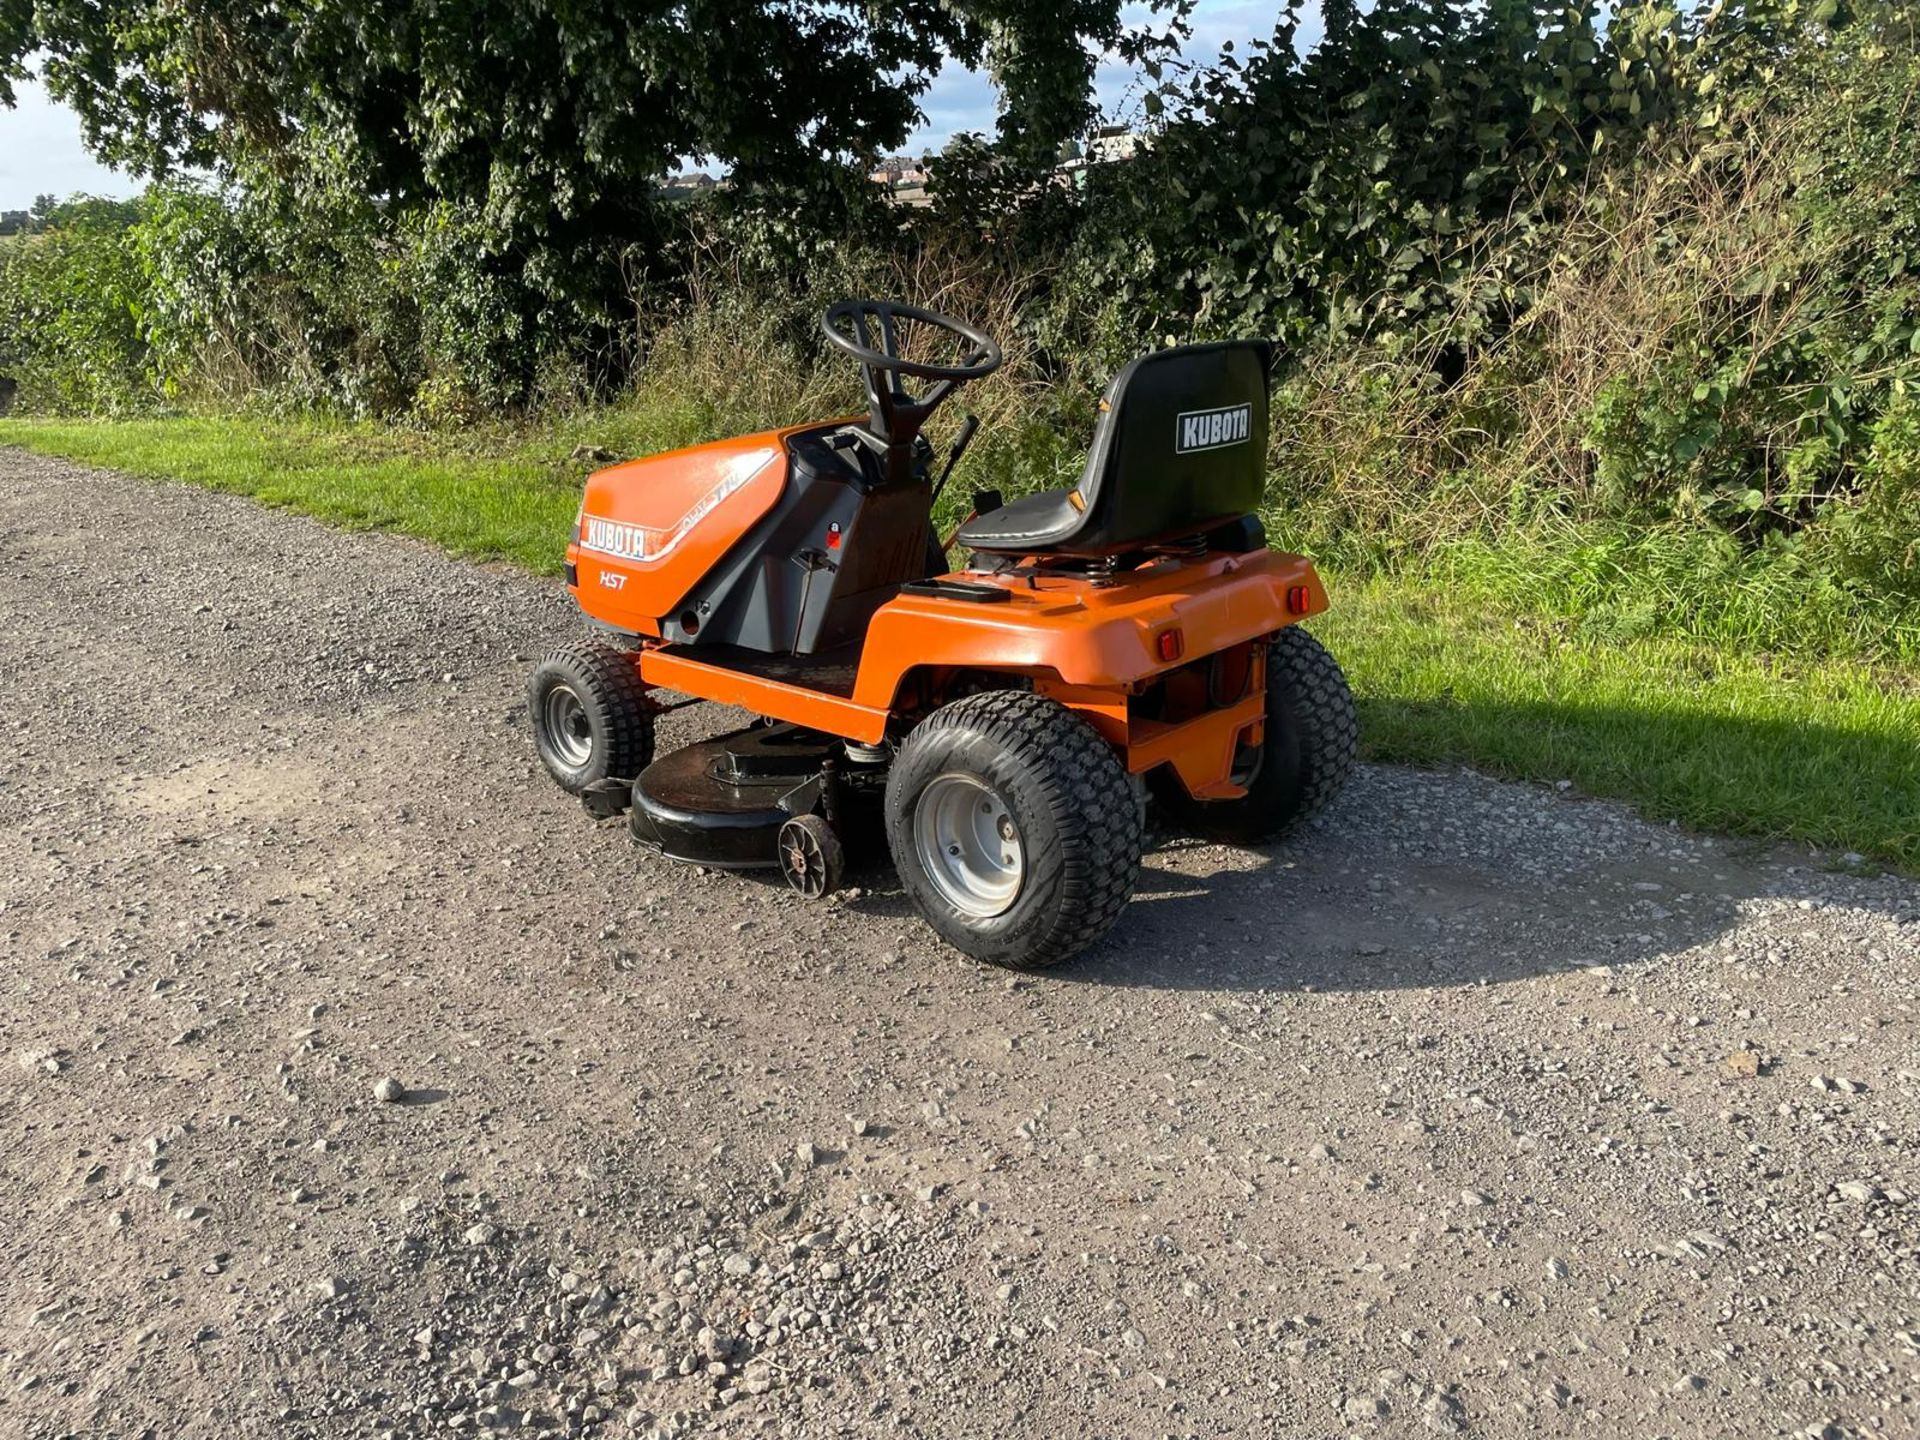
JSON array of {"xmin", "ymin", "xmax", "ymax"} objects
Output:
[
  {"xmin": 0, "ymin": 77, "xmax": 135, "ymax": 208},
  {"xmin": 0, "ymin": 2, "xmax": 1293, "ymax": 210}
]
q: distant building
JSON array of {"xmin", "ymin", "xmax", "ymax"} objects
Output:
[
  {"xmin": 866, "ymin": 156, "xmax": 932, "ymax": 207},
  {"xmin": 867, "ymin": 156, "xmax": 926, "ymax": 184},
  {"xmin": 1053, "ymin": 126, "xmax": 1148, "ymax": 193},
  {"xmin": 655, "ymin": 172, "xmax": 721, "ymax": 201},
  {"xmin": 1087, "ymin": 126, "xmax": 1144, "ymax": 164}
]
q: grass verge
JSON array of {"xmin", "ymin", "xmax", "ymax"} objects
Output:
[
  {"xmin": 1318, "ymin": 582, "xmax": 1917, "ymax": 869},
  {"xmin": 0, "ymin": 406, "xmax": 730, "ymax": 573},
  {"xmin": 4, "ymin": 413, "xmax": 1914, "ymax": 869}
]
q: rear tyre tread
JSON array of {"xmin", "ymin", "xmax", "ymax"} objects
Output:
[
  {"xmin": 888, "ymin": 691, "xmax": 1142, "ymax": 970},
  {"xmin": 1275, "ymin": 625, "xmax": 1359, "ymax": 822},
  {"xmin": 1153, "ymin": 625, "xmax": 1356, "ymax": 843}
]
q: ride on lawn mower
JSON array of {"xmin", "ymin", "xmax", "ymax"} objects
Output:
[{"xmin": 528, "ymin": 300, "xmax": 1357, "ymax": 969}]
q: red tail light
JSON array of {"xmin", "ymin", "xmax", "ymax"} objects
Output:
[
  {"xmin": 1155, "ymin": 627, "xmax": 1184, "ymax": 662},
  {"xmin": 1286, "ymin": 585, "xmax": 1311, "ymax": 614}
]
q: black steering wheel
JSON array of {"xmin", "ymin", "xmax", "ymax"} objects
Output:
[
  {"xmin": 821, "ymin": 300, "xmax": 1002, "ymax": 484},
  {"xmin": 821, "ymin": 299, "xmax": 1004, "ymax": 382}
]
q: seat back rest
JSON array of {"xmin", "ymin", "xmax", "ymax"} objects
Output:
[{"xmin": 1070, "ymin": 339, "xmax": 1274, "ymax": 552}]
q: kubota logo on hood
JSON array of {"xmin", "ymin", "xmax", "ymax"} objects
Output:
[
  {"xmin": 1175, "ymin": 403, "xmax": 1251, "ymax": 454},
  {"xmin": 578, "ymin": 447, "xmax": 777, "ymax": 564}
]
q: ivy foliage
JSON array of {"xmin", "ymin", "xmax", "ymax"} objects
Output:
[
  {"xmin": 3, "ymin": 0, "xmax": 1918, "ymax": 645},
  {"xmin": 0, "ymin": 197, "xmax": 149, "ymax": 411},
  {"xmin": 1063, "ymin": 0, "xmax": 1758, "ymax": 355}
]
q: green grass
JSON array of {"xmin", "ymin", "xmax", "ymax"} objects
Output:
[
  {"xmin": 4, "ymin": 412, "xmax": 1916, "ymax": 869},
  {"xmin": 0, "ymin": 404, "xmax": 729, "ymax": 573},
  {"xmin": 1318, "ymin": 581, "xmax": 1918, "ymax": 867}
]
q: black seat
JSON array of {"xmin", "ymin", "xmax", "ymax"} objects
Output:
[{"xmin": 958, "ymin": 339, "xmax": 1274, "ymax": 557}]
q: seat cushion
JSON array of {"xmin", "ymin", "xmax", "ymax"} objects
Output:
[{"xmin": 955, "ymin": 489, "xmax": 1084, "ymax": 551}]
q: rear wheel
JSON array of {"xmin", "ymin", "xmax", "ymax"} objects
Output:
[
  {"xmin": 527, "ymin": 640, "xmax": 655, "ymax": 794},
  {"xmin": 886, "ymin": 692, "xmax": 1142, "ymax": 969},
  {"xmin": 1152, "ymin": 625, "xmax": 1357, "ymax": 843}
]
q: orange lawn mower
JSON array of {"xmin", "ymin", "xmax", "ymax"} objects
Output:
[{"xmin": 528, "ymin": 300, "xmax": 1357, "ymax": 969}]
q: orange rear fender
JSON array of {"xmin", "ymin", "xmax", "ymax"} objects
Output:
[{"xmin": 851, "ymin": 549, "xmax": 1326, "ymax": 711}]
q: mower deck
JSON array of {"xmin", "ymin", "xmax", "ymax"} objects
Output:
[
  {"xmin": 628, "ymin": 722, "xmax": 828, "ymax": 868},
  {"xmin": 626, "ymin": 721, "xmax": 879, "ymax": 870}
]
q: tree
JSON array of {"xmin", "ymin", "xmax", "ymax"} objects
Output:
[{"xmin": 4, "ymin": 1, "xmax": 1160, "ymax": 297}]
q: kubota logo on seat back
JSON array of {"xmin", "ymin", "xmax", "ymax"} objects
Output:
[{"xmin": 1175, "ymin": 403, "xmax": 1252, "ymax": 454}]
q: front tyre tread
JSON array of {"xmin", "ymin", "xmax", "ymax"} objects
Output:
[{"xmin": 527, "ymin": 639, "xmax": 655, "ymax": 795}]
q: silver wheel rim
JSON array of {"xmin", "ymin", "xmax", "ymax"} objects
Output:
[
  {"xmin": 543, "ymin": 683, "xmax": 594, "ymax": 769},
  {"xmin": 914, "ymin": 773, "xmax": 1023, "ymax": 918}
]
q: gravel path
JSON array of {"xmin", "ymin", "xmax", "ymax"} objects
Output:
[{"xmin": 1, "ymin": 447, "xmax": 1916, "ymax": 1440}]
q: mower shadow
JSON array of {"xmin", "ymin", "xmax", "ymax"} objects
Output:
[
  {"xmin": 1083, "ymin": 692, "xmax": 1917, "ymax": 992},
  {"xmin": 827, "ymin": 833, "xmax": 1740, "ymax": 994},
  {"xmin": 714, "ymin": 687, "xmax": 1915, "ymax": 991},
  {"xmin": 1073, "ymin": 842, "xmax": 1688, "ymax": 993},
  {"xmin": 825, "ymin": 760, "xmax": 1908, "ymax": 997}
]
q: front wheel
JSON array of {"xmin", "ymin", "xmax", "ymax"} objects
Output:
[
  {"xmin": 527, "ymin": 640, "xmax": 655, "ymax": 794},
  {"xmin": 1152, "ymin": 625, "xmax": 1357, "ymax": 843},
  {"xmin": 886, "ymin": 692, "xmax": 1143, "ymax": 969}
]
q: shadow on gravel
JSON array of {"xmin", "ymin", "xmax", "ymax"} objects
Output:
[
  {"xmin": 829, "ymin": 846, "xmax": 1671, "ymax": 995},
  {"xmin": 1078, "ymin": 846, "xmax": 1910, "ymax": 995},
  {"xmin": 1068, "ymin": 861, "xmax": 1699, "ymax": 995},
  {"xmin": 795, "ymin": 781, "xmax": 1910, "ymax": 997},
  {"xmin": 840, "ymin": 841, "xmax": 1905, "ymax": 996}
]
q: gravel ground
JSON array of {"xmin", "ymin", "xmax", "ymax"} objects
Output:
[{"xmin": 1, "ymin": 447, "xmax": 1916, "ymax": 1440}]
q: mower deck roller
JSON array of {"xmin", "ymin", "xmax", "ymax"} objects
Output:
[{"xmin": 529, "ymin": 299, "xmax": 1356, "ymax": 970}]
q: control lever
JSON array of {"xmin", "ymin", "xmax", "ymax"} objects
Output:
[{"xmin": 930, "ymin": 414, "xmax": 980, "ymax": 505}]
